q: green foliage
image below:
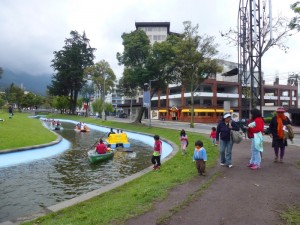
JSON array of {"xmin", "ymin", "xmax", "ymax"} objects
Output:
[
  {"xmin": 53, "ymin": 96, "xmax": 69, "ymax": 113},
  {"xmin": 104, "ymin": 102, "xmax": 114, "ymax": 113},
  {"xmin": 21, "ymin": 92, "xmax": 44, "ymax": 109},
  {"xmin": 84, "ymin": 60, "xmax": 116, "ymax": 99},
  {"xmin": 49, "ymin": 31, "xmax": 96, "ymax": 114},
  {"xmin": 5, "ymin": 83, "xmax": 24, "ymax": 109},
  {"xmin": 174, "ymin": 21, "xmax": 222, "ymax": 127},
  {"xmin": 92, "ymin": 98, "xmax": 104, "ymax": 115},
  {"xmin": 279, "ymin": 205, "xmax": 300, "ymax": 225},
  {"xmin": 289, "ymin": 1, "xmax": 300, "ymax": 30},
  {"xmin": 0, "ymin": 95, "xmax": 5, "ymax": 108}
]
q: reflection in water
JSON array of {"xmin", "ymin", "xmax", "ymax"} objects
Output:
[{"xmin": 0, "ymin": 122, "xmax": 153, "ymax": 222}]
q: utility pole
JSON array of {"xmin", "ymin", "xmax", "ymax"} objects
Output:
[{"xmin": 238, "ymin": 0, "xmax": 272, "ymax": 115}]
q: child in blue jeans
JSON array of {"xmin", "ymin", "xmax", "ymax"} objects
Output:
[{"xmin": 193, "ymin": 140, "xmax": 207, "ymax": 176}]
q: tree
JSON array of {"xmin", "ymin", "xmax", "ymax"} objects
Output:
[
  {"xmin": 289, "ymin": 1, "xmax": 300, "ymax": 31},
  {"xmin": 80, "ymin": 82, "xmax": 94, "ymax": 117},
  {"xmin": 118, "ymin": 75, "xmax": 139, "ymax": 120},
  {"xmin": 5, "ymin": 83, "xmax": 24, "ymax": 110},
  {"xmin": 174, "ymin": 21, "xmax": 222, "ymax": 128},
  {"xmin": 53, "ymin": 96, "xmax": 69, "ymax": 114},
  {"xmin": 49, "ymin": 31, "xmax": 96, "ymax": 114},
  {"xmin": 92, "ymin": 98, "xmax": 104, "ymax": 117},
  {"xmin": 221, "ymin": 3, "xmax": 298, "ymax": 56},
  {"xmin": 84, "ymin": 60, "xmax": 116, "ymax": 102},
  {"xmin": 117, "ymin": 30, "xmax": 179, "ymax": 123},
  {"xmin": 117, "ymin": 30, "xmax": 151, "ymax": 123}
]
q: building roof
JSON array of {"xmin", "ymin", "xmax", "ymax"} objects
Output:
[{"xmin": 135, "ymin": 22, "xmax": 170, "ymax": 34}]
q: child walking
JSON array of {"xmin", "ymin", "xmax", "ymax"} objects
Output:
[
  {"xmin": 210, "ymin": 127, "xmax": 217, "ymax": 146},
  {"xmin": 193, "ymin": 140, "xmax": 207, "ymax": 176},
  {"xmin": 179, "ymin": 129, "xmax": 188, "ymax": 155},
  {"xmin": 152, "ymin": 135, "xmax": 162, "ymax": 170}
]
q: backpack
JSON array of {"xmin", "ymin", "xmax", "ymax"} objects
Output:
[
  {"xmin": 284, "ymin": 124, "xmax": 294, "ymax": 142},
  {"xmin": 231, "ymin": 130, "xmax": 244, "ymax": 144}
]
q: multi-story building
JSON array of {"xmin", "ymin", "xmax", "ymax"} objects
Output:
[{"xmin": 120, "ymin": 22, "xmax": 299, "ymax": 123}]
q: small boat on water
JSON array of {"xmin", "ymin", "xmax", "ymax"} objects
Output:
[
  {"xmin": 106, "ymin": 133, "xmax": 130, "ymax": 148},
  {"xmin": 75, "ymin": 124, "xmax": 90, "ymax": 132},
  {"xmin": 87, "ymin": 150, "xmax": 114, "ymax": 163},
  {"xmin": 52, "ymin": 125, "xmax": 63, "ymax": 131}
]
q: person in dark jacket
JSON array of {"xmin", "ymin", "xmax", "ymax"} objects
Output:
[
  {"xmin": 8, "ymin": 105, "xmax": 13, "ymax": 119},
  {"xmin": 216, "ymin": 113, "xmax": 240, "ymax": 168},
  {"xmin": 269, "ymin": 107, "xmax": 291, "ymax": 163}
]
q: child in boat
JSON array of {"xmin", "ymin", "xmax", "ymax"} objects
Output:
[
  {"xmin": 193, "ymin": 140, "xmax": 207, "ymax": 176},
  {"xmin": 96, "ymin": 139, "xmax": 107, "ymax": 154},
  {"xmin": 152, "ymin": 135, "xmax": 162, "ymax": 170}
]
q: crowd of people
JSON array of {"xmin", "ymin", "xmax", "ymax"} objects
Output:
[
  {"xmin": 92, "ymin": 107, "xmax": 293, "ymax": 176},
  {"xmin": 181, "ymin": 107, "xmax": 293, "ymax": 176}
]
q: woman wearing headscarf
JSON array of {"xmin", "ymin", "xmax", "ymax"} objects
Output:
[{"xmin": 269, "ymin": 107, "xmax": 291, "ymax": 163}]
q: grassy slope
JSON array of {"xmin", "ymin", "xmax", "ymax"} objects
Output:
[
  {"xmin": 22, "ymin": 114, "xmax": 219, "ymax": 225},
  {"xmin": 0, "ymin": 112, "xmax": 57, "ymax": 150}
]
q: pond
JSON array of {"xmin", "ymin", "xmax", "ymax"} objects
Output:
[{"xmin": 0, "ymin": 121, "xmax": 154, "ymax": 222}]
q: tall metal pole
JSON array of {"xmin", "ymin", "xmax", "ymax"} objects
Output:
[
  {"xmin": 102, "ymin": 75, "xmax": 106, "ymax": 120},
  {"xmin": 149, "ymin": 80, "xmax": 152, "ymax": 128}
]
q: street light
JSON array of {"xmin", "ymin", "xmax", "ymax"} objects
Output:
[{"xmin": 102, "ymin": 74, "xmax": 107, "ymax": 120}]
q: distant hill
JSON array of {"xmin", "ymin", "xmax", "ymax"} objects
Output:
[{"xmin": 0, "ymin": 69, "xmax": 52, "ymax": 95}]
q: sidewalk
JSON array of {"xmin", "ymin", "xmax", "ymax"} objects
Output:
[{"xmin": 124, "ymin": 119, "xmax": 300, "ymax": 225}]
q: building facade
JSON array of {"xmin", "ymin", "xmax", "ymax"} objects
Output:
[{"xmin": 120, "ymin": 22, "xmax": 298, "ymax": 123}]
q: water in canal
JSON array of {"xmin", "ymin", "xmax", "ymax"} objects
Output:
[{"xmin": 0, "ymin": 122, "xmax": 153, "ymax": 222}]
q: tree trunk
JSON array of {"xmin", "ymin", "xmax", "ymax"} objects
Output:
[
  {"xmin": 190, "ymin": 89, "xmax": 195, "ymax": 128},
  {"xmin": 134, "ymin": 107, "xmax": 145, "ymax": 123}
]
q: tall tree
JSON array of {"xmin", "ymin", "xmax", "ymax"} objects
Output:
[
  {"xmin": 5, "ymin": 83, "xmax": 24, "ymax": 110},
  {"xmin": 221, "ymin": 3, "xmax": 298, "ymax": 55},
  {"xmin": 53, "ymin": 95, "xmax": 69, "ymax": 114},
  {"xmin": 80, "ymin": 82, "xmax": 94, "ymax": 117},
  {"xmin": 84, "ymin": 60, "xmax": 116, "ymax": 102},
  {"xmin": 289, "ymin": 1, "xmax": 300, "ymax": 31},
  {"xmin": 117, "ymin": 30, "xmax": 151, "ymax": 123},
  {"xmin": 174, "ymin": 21, "xmax": 222, "ymax": 128},
  {"xmin": 117, "ymin": 30, "xmax": 180, "ymax": 123},
  {"xmin": 49, "ymin": 31, "xmax": 95, "ymax": 114}
]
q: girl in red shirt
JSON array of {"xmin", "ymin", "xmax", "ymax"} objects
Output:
[
  {"xmin": 152, "ymin": 135, "xmax": 162, "ymax": 170},
  {"xmin": 210, "ymin": 127, "xmax": 217, "ymax": 146}
]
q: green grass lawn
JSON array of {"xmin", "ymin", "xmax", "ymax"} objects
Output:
[
  {"xmin": 0, "ymin": 112, "xmax": 57, "ymax": 150},
  {"xmin": 19, "ymin": 114, "xmax": 219, "ymax": 225}
]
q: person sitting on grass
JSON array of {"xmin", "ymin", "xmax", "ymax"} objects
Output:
[{"xmin": 96, "ymin": 139, "xmax": 107, "ymax": 154}]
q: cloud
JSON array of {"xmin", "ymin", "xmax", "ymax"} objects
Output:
[{"xmin": 0, "ymin": 0, "xmax": 298, "ymax": 80}]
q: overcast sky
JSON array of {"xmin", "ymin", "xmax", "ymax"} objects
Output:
[{"xmin": 1, "ymin": 0, "xmax": 299, "ymax": 84}]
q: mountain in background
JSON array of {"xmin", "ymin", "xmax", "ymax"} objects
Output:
[{"xmin": 0, "ymin": 68, "xmax": 52, "ymax": 96}]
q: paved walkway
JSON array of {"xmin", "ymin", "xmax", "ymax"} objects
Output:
[{"xmin": 124, "ymin": 118, "xmax": 300, "ymax": 225}]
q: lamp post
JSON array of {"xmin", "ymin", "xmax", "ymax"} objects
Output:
[{"xmin": 102, "ymin": 74, "xmax": 107, "ymax": 120}]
